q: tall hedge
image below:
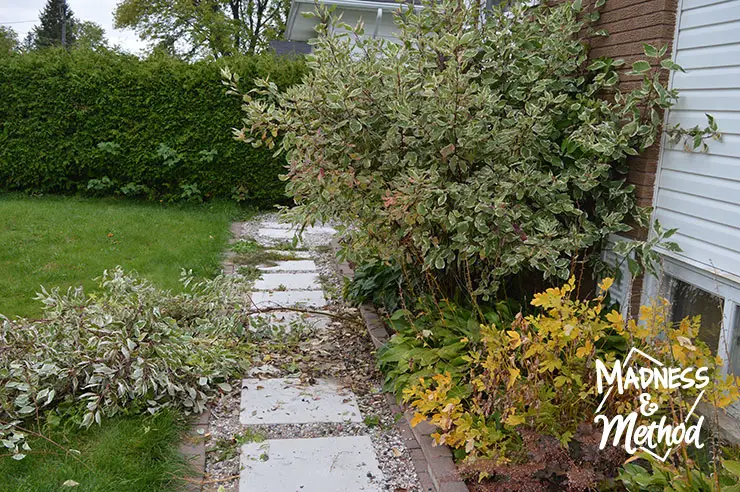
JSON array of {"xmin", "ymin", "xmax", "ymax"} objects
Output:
[{"xmin": 0, "ymin": 49, "xmax": 306, "ymax": 205}]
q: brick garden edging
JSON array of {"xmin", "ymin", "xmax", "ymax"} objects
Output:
[
  {"xmin": 332, "ymin": 242, "xmax": 468, "ymax": 492},
  {"xmin": 357, "ymin": 304, "xmax": 467, "ymax": 492},
  {"xmin": 178, "ymin": 410, "xmax": 210, "ymax": 491},
  {"xmin": 176, "ymin": 222, "xmax": 245, "ymax": 491}
]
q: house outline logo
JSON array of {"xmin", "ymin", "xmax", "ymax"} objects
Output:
[{"xmin": 593, "ymin": 347, "xmax": 706, "ymax": 462}]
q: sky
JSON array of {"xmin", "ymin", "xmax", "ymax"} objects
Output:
[{"xmin": 0, "ymin": 0, "xmax": 147, "ymax": 54}]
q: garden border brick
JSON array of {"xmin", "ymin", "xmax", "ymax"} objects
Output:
[
  {"xmin": 177, "ymin": 222, "xmax": 246, "ymax": 491},
  {"xmin": 332, "ymin": 239, "xmax": 468, "ymax": 492},
  {"xmin": 178, "ymin": 409, "xmax": 210, "ymax": 492},
  {"xmin": 221, "ymin": 221, "xmax": 246, "ymax": 275}
]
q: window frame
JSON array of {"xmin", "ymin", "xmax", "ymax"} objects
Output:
[{"xmin": 642, "ymin": 254, "xmax": 740, "ymax": 376}]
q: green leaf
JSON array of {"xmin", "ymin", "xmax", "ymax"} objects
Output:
[
  {"xmin": 588, "ymin": 60, "xmax": 607, "ymax": 71},
  {"xmin": 723, "ymin": 460, "xmax": 740, "ymax": 478},
  {"xmin": 460, "ymin": 31, "xmax": 475, "ymax": 44},
  {"xmin": 631, "ymin": 60, "xmax": 651, "ymax": 74},
  {"xmin": 706, "ymin": 113, "xmax": 718, "ymax": 131},
  {"xmin": 642, "ymin": 44, "xmax": 658, "ymax": 57},
  {"xmin": 660, "ymin": 59, "xmax": 685, "ymax": 72},
  {"xmin": 622, "ymin": 120, "xmax": 638, "ymax": 137}
]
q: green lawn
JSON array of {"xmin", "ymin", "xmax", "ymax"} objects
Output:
[
  {"xmin": 0, "ymin": 194, "xmax": 240, "ymax": 318},
  {"xmin": 0, "ymin": 412, "xmax": 190, "ymax": 492}
]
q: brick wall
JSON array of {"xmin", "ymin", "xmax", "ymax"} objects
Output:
[
  {"xmin": 588, "ymin": 0, "xmax": 679, "ymax": 237},
  {"xmin": 585, "ymin": 0, "xmax": 679, "ymax": 312}
]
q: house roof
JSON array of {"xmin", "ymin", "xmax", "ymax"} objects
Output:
[
  {"xmin": 269, "ymin": 40, "xmax": 312, "ymax": 55},
  {"xmin": 289, "ymin": 0, "xmax": 420, "ymax": 13}
]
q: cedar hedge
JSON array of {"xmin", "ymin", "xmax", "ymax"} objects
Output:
[{"xmin": 0, "ymin": 49, "xmax": 306, "ymax": 205}]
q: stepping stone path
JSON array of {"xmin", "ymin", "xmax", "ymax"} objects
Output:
[{"xmin": 237, "ymin": 220, "xmax": 387, "ymax": 492}]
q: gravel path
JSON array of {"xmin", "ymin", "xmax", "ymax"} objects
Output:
[{"xmin": 202, "ymin": 213, "xmax": 422, "ymax": 492}]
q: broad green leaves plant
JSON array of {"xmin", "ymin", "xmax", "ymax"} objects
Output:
[
  {"xmin": 227, "ymin": 0, "xmax": 699, "ymax": 298},
  {"xmin": 619, "ymin": 454, "xmax": 740, "ymax": 492},
  {"xmin": 379, "ymin": 298, "xmax": 514, "ymax": 397},
  {"xmin": 0, "ymin": 267, "xmax": 251, "ymax": 460},
  {"xmin": 344, "ymin": 260, "xmax": 405, "ymax": 313}
]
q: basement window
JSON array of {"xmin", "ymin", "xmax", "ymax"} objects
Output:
[
  {"xmin": 649, "ymin": 255, "xmax": 740, "ymax": 420},
  {"xmin": 732, "ymin": 308, "xmax": 740, "ymax": 377},
  {"xmin": 668, "ymin": 277, "xmax": 724, "ymax": 355}
]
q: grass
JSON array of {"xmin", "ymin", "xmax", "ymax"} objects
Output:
[
  {"xmin": 0, "ymin": 194, "xmax": 252, "ymax": 489},
  {"xmin": 0, "ymin": 194, "xmax": 244, "ymax": 318},
  {"xmin": 0, "ymin": 412, "xmax": 190, "ymax": 492},
  {"xmin": 231, "ymin": 238, "xmax": 306, "ymax": 281},
  {"xmin": 231, "ymin": 238, "xmax": 302, "ymax": 267},
  {"xmin": 206, "ymin": 428, "xmax": 266, "ymax": 462}
]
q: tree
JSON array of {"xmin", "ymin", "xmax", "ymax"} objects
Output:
[
  {"xmin": 73, "ymin": 21, "xmax": 108, "ymax": 50},
  {"xmin": 20, "ymin": 32, "xmax": 35, "ymax": 53},
  {"xmin": 29, "ymin": 0, "xmax": 77, "ymax": 49},
  {"xmin": 114, "ymin": 0, "xmax": 289, "ymax": 59},
  {"xmin": 0, "ymin": 26, "xmax": 19, "ymax": 55},
  {"xmin": 228, "ymin": 0, "xmax": 689, "ymax": 300}
]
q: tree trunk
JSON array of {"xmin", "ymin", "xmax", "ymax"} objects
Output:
[{"xmin": 230, "ymin": 0, "xmax": 241, "ymax": 51}]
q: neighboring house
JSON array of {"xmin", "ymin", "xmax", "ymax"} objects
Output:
[
  {"xmin": 279, "ymin": 0, "xmax": 421, "ymax": 50},
  {"xmin": 282, "ymin": 0, "xmax": 740, "ymax": 417}
]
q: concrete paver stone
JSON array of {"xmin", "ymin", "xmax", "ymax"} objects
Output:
[
  {"xmin": 239, "ymin": 435, "xmax": 383, "ymax": 492},
  {"xmin": 252, "ymin": 272, "xmax": 321, "ymax": 291},
  {"xmin": 240, "ymin": 378, "xmax": 362, "ymax": 425},
  {"xmin": 249, "ymin": 290, "xmax": 327, "ymax": 308}
]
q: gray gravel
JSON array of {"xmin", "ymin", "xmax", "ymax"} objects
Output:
[{"xmin": 202, "ymin": 212, "xmax": 421, "ymax": 492}]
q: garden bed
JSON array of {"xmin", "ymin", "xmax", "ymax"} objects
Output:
[{"xmin": 350, "ymin": 272, "xmax": 740, "ymax": 491}]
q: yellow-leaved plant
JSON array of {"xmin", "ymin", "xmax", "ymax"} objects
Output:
[{"xmin": 403, "ymin": 277, "xmax": 740, "ymax": 462}]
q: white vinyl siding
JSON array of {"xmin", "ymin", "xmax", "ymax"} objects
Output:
[
  {"xmin": 648, "ymin": 0, "xmax": 740, "ymax": 419},
  {"xmin": 653, "ymin": 0, "xmax": 740, "ymax": 279}
]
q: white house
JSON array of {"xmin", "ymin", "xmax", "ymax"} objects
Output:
[{"xmin": 278, "ymin": 0, "xmax": 421, "ymax": 52}]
